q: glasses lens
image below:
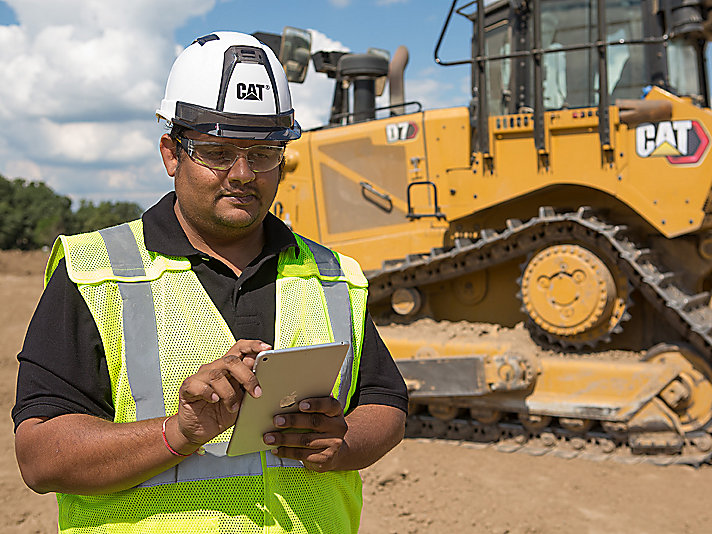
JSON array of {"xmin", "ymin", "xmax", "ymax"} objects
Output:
[
  {"xmin": 245, "ymin": 146, "xmax": 285, "ymax": 172},
  {"xmin": 183, "ymin": 139, "xmax": 284, "ymax": 172},
  {"xmin": 193, "ymin": 143, "xmax": 237, "ymax": 171}
]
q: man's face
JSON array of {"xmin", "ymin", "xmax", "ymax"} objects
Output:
[{"xmin": 160, "ymin": 130, "xmax": 283, "ymax": 242}]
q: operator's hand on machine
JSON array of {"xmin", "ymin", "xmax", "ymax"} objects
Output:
[
  {"xmin": 264, "ymin": 396, "xmax": 348, "ymax": 472},
  {"xmin": 164, "ymin": 339, "xmax": 269, "ymax": 455}
]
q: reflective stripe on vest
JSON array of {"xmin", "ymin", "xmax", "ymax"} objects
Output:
[
  {"xmin": 99, "ymin": 224, "xmax": 355, "ymax": 487},
  {"xmin": 98, "ymin": 225, "xmax": 164, "ymax": 421},
  {"xmin": 298, "ymin": 235, "xmax": 355, "ymax": 408}
]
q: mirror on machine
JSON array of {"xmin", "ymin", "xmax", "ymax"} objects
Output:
[{"xmin": 280, "ymin": 26, "xmax": 312, "ymax": 83}]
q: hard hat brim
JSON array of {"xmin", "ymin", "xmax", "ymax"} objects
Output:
[{"xmin": 162, "ymin": 101, "xmax": 301, "ymax": 141}]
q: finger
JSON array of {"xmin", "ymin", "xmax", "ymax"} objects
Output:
[
  {"xmin": 215, "ymin": 355, "xmax": 263, "ymax": 398},
  {"xmin": 270, "ymin": 445, "xmax": 321, "ymax": 462},
  {"xmin": 227, "ymin": 339, "xmax": 271, "ymax": 359},
  {"xmin": 241, "ymin": 355, "xmax": 257, "ymax": 371},
  {"xmin": 273, "ymin": 413, "xmax": 323, "ymax": 432},
  {"xmin": 296, "ymin": 397, "xmax": 343, "ymax": 418},
  {"xmin": 179, "ymin": 376, "xmax": 221, "ymax": 404},
  {"xmin": 206, "ymin": 368, "xmax": 243, "ymax": 412},
  {"xmin": 272, "ymin": 412, "xmax": 346, "ymax": 434},
  {"xmin": 264, "ymin": 431, "xmax": 336, "ymax": 450},
  {"xmin": 269, "ymin": 445, "xmax": 337, "ymax": 472}
]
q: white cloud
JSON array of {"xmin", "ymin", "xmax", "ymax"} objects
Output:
[
  {"xmin": 405, "ymin": 65, "xmax": 469, "ymax": 110},
  {"xmin": 0, "ymin": 1, "xmax": 352, "ymax": 208},
  {"xmin": 0, "ymin": 0, "xmax": 213, "ymax": 121},
  {"xmin": 34, "ymin": 120, "xmax": 157, "ymax": 165},
  {"xmin": 0, "ymin": 0, "xmax": 215, "ymax": 208},
  {"xmin": 3, "ymin": 160, "xmax": 43, "ymax": 182}
]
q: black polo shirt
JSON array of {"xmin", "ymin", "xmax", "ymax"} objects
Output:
[{"xmin": 12, "ymin": 192, "xmax": 408, "ymax": 429}]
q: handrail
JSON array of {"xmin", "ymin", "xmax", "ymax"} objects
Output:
[
  {"xmin": 434, "ymin": 0, "xmax": 474, "ymax": 67},
  {"xmin": 329, "ymin": 101, "xmax": 423, "ymax": 122},
  {"xmin": 406, "ymin": 181, "xmax": 445, "ymax": 220},
  {"xmin": 360, "ymin": 181, "xmax": 393, "ymax": 213},
  {"xmin": 475, "ymin": 36, "xmax": 668, "ymax": 64}
]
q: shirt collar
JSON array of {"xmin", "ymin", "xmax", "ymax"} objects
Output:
[{"xmin": 142, "ymin": 191, "xmax": 298, "ymax": 259}]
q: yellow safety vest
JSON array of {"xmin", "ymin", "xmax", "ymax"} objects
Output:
[{"xmin": 45, "ymin": 219, "xmax": 368, "ymax": 534}]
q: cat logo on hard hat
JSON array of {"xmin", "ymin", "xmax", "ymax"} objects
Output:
[
  {"xmin": 635, "ymin": 120, "xmax": 709, "ymax": 165},
  {"xmin": 237, "ymin": 83, "xmax": 269, "ymax": 101}
]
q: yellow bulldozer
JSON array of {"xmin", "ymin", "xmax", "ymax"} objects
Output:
[{"xmin": 263, "ymin": 0, "xmax": 712, "ymax": 465}]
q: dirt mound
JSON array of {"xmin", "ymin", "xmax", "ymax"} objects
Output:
[
  {"xmin": 0, "ymin": 249, "xmax": 49, "ymax": 277},
  {"xmin": 1, "ymin": 250, "xmax": 710, "ymax": 533},
  {"xmin": 378, "ymin": 317, "xmax": 643, "ymax": 361}
]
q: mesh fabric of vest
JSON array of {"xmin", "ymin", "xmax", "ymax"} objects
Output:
[{"xmin": 46, "ymin": 221, "xmax": 367, "ymax": 533}]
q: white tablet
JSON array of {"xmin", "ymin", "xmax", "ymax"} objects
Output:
[{"xmin": 226, "ymin": 341, "xmax": 350, "ymax": 457}]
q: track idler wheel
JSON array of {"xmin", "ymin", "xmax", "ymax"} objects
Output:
[
  {"xmin": 519, "ymin": 243, "xmax": 629, "ymax": 347},
  {"xmin": 642, "ymin": 343, "xmax": 712, "ymax": 433}
]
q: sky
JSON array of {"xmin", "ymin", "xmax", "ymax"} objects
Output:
[{"xmin": 0, "ymin": 0, "xmax": 474, "ymax": 209}]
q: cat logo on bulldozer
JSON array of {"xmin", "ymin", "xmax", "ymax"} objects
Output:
[{"xmin": 635, "ymin": 119, "xmax": 709, "ymax": 165}]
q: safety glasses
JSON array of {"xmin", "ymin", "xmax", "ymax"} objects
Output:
[{"xmin": 176, "ymin": 137, "xmax": 285, "ymax": 172}]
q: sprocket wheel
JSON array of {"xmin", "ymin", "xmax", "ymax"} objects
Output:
[{"xmin": 519, "ymin": 243, "xmax": 630, "ymax": 347}]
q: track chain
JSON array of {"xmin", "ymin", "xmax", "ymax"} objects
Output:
[
  {"xmin": 368, "ymin": 206, "xmax": 712, "ymax": 358},
  {"xmin": 406, "ymin": 415, "xmax": 712, "ymax": 467}
]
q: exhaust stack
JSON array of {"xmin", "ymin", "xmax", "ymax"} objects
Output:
[{"xmin": 388, "ymin": 45, "xmax": 409, "ymax": 116}]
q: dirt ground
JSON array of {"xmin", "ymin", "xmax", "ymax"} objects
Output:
[{"xmin": 2, "ymin": 250, "xmax": 711, "ymax": 534}]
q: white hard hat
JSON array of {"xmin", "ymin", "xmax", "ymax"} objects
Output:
[{"xmin": 156, "ymin": 32, "xmax": 301, "ymax": 141}]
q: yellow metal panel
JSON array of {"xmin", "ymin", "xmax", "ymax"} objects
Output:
[
  {"xmin": 418, "ymin": 107, "xmax": 474, "ymax": 223},
  {"xmin": 383, "ymin": 328, "xmax": 683, "ymax": 421},
  {"xmin": 527, "ymin": 357, "xmax": 680, "ymax": 421},
  {"xmin": 320, "ymin": 225, "xmax": 447, "ymax": 273},
  {"xmin": 276, "ymin": 88, "xmax": 712, "ymax": 276},
  {"xmin": 384, "ymin": 329, "xmax": 683, "ymax": 422},
  {"xmin": 274, "ymin": 136, "xmax": 322, "ymax": 241},
  {"xmin": 421, "ymin": 107, "xmax": 472, "ymax": 175},
  {"xmin": 614, "ymin": 88, "xmax": 712, "ymax": 237},
  {"xmin": 310, "ymin": 114, "xmax": 422, "ymax": 244}
]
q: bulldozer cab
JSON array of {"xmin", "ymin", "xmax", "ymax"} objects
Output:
[{"xmin": 438, "ymin": 0, "xmax": 711, "ymax": 156}]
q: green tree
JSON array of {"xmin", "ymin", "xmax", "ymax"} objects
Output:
[
  {"xmin": 0, "ymin": 175, "xmax": 72, "ymax": 249},
  {"xmin": 0, "ymin": 174, "xmax": 144, "ymax": 250},
  {"xmin": 70, "ymin": 200, "xmax": 144, "ymax": 234}
]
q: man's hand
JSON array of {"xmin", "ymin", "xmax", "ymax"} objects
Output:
[
  {"xmin": 166, "ymin": 339, "xmax": 269, "ymax": 454},
  {"xmin": 263, "ymin": 397, "xmax": 348, "ymax": 472}
]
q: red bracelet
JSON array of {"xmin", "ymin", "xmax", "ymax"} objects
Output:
[{"xmin": 162, "ymin": 417, "xmax": 193, "ymax": 457}]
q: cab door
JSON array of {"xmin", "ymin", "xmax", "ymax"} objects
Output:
[{"xmin": 308, "ymin": 113, "xmax": 437, "ymax": 269}]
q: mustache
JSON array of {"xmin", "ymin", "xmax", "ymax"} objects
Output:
[{"xmin": 220, "ymin": 187, "xmax": 259, "ymax": 197}]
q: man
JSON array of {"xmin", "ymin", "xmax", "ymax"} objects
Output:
[{"xmin": 13, "ymin": 32, "xmax": 407, "ymax": 533}]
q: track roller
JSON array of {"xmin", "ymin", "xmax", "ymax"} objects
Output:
[
  {"xmin": 518, "ymin": 413, "xmax": 552, "ymax": 432},
  {"xmin": 470, "ymin": 407, "xmax": 501, "ymax": 424},
  {"xmin": 428, "ymin": 403, "xmax": 459, "ymax": 421}
]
